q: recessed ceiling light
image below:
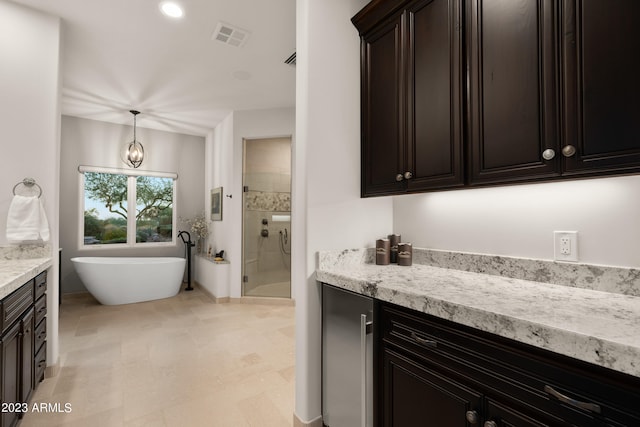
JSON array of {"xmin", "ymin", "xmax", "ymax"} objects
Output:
[{"xmin": 159, "ymin": 2, "xmax": 184, "ymax": 18}]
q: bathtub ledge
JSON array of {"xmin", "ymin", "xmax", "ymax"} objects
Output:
[{"xmin": 196, "ymin": 254, "xmax": 230, "ymax": 264}]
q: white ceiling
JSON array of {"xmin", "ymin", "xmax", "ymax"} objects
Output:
[{"xmin": 11, "ymin": 0, "xmax": 296, "ymax": 136}]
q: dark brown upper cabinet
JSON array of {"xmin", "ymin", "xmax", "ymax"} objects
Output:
[
  {"xmin": 467, "ymin": 0, "xmax": 561, "ymax": 185},
  {"xmin": 357, "ymin": 10, "xmax": 405, "ymax": 196},
  {"xmin": 354, "ymin": 0, "xmax": 640, "ymax": 196},
  {"xmin": 562, "ymin": 0, "xmax": 640, "ymax": 175},
  {"xmin": 353, "ymin": 0, "xmax": 464, "ymax": 197}
]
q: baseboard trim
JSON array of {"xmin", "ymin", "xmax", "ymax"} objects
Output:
[
  {"xmin": 231, "ymin": 296, "xmax": 295, "ymax": 306},
  {"xmin": 191, "ymin": 282, "xmax": 295, "ymax": 306},
  {"xmin": 45, "ymin": 360, "xmax": 60, "ymax": 378},
  {"xmin": 193, "ymin": 281, "xmax": 230, "ymax": 303},
  {"xmin": 293, "ymin": 413, "xmax": 323, "ymax": 427}
]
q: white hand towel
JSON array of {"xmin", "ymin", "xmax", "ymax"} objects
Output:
[{"xmin": 6, "ymin": 195, "xmax": 50, "ymax": 242}]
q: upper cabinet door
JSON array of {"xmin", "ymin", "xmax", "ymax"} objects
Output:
[
  {"xmin": 468, "ymin": 0, "xmax": 561, "ymax": 185},
  {"xmin": 406, "ymin": 0, "xmax": 464, "ymax": 191},
  {"xmin": 562, "ymin": 0, "xmax": 640, "ymax": 175},
  {"xmin": 360, "ymin": 13, "xmax": 406, "ymax": 197}
]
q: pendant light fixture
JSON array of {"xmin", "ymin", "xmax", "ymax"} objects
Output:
[{"xmin": 126, "ymin": 110, "xmax": 144, "ymax": 168}]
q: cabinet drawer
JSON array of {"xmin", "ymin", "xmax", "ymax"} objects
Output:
[
  {"xmin": 381, "ymin": 302, "xmax": 488, "ymax": 371},
  {"xmin": 34, "ymin": 342, "xmax": 46, "ymax": 385},
  {"xmin": 34, "ymin": 315, "xmax": 46, "ymax": 355},
  {"xmin": 34, "ymin": 271, "xmax": 47, "ymax": 300},
  {"xmin": 380, "ymin": 302, "xmax": 640, "ymax": 426},
  {"xmin": 34, "ymin": 295, "xmax": 47, "ymax": 327},
  {"xmin": 1, "ymin": 281, "xmax": 34, "ymax": 333}
]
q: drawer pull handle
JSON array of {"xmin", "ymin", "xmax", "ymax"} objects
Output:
[
  {"xmin": 544, "ymin": 385, "xmax": 601, "ymax": 414},
  {"xmin": 410, "ymin": 331, "xmax": 437, "ymax": 348}
]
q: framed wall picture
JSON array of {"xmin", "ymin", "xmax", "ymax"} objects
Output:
[{"xmin": 211, "ymin": 187, "xmax": 223, "ymax": 221}]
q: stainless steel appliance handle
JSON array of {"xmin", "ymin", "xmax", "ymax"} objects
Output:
[{"xmin": 360, "ymin": 314, "xmax": 373, "ymax": 427}]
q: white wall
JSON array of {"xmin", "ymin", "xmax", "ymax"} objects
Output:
[
  {"xmin": 294, "ymin": 0, "xmax": 394, "ymax": 423},
  {"xmin": 0, "ymin": 0, "xmax": 61, "ymax": 374},
  {"xmin": 203, "ymin": 112, "xmax": 234, "ymax": 297},
  {"xmin": 59, "ymin": 115, "xmax": 206, "ymax": 293},
  {"xmin": 393, "ymin": 175, "xmax": 640, "ymax": 268},
  {"xmin": 205, "ymin": 108, "xmax": 295, "ymax": 299}
]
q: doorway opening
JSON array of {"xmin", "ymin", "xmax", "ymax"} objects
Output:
[{"xmin": 242, "ymin": 137, "xmax": 292, "ymax": 298}]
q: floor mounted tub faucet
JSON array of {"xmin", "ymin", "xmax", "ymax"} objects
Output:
[{"xmin": 178, "ymin": 230, "xmax": 195, "ymax": 291}]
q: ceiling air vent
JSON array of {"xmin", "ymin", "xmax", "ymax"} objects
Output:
[
  {"xmin": 212, "ymin": 22, "xmax": 250, "ymax": 47},
  {"xmin": 284, "ymin": 52, "xmax": 296, "ymax": 66}
]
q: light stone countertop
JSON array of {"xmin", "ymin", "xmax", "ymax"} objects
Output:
[
  {"xmin": 316, "ymin": 249, "xmax": 640, "ymax": 379},
  {"xmin": 0, "ymin": 258, "xmax": 53, "ymax": 299}
]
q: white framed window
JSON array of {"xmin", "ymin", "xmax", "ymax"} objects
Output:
[{"xmin": 78, "ymin": 166, "xmax": 177, "ymax": 249}]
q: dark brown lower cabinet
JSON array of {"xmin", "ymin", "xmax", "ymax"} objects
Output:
[
  {"xmin": 19, "ymin": 308, "xmax": 34, "ymax": 406},
  {"xmin": 1, "ymin": 271, "xmax": 47, "ymax": 427},
  {"xmin": 1, "ymin": 308, "xmax": 34, "ymax": 427},
  {"xmin": 377, "ymin": 301, "xmax": 640, "ymax": 427},
  {"xmin": 1, "ymin": 321, "xmax": 21, "ymax": 427},
  {"xmin": 381, "ymin": 348, "xmax": 560, "ymax": 426},
  {"xmin": 484, "ymin": 398, "xmax": 557, "ymax": 427},
  {"xmin": 383, "ymin": 348, "xmax": 482, "ymax": 426}
]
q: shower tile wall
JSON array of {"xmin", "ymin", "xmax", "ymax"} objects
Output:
[
  {"xmin": 245, "ymin": 191, "xmax": 291, "ymax": 211},
  {"xmin": 243, "ymin": 138, "xmax": 291, "ymax": 298}
]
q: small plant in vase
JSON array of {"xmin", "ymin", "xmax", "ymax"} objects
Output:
[{"xmin": 180, "ymin": 213, "xmax": 210, "ymax": 253}]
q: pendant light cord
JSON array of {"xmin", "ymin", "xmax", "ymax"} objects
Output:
[
  {"xmin": 127, "ymin": 110, "xmax": 143, "ymax": 168},
  {"xmin": 130, "ymin": 110, "xmax": 140, "ymax": 142}
]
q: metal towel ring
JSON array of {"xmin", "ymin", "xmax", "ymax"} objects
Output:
[{"xmin": 12, "ymin": 178, "xmax": 43, "ymax": 198}]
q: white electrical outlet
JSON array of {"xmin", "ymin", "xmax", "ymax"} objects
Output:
[{"xmin": 554, "ymin": 231, "xmax": 578, "ymax": 262}]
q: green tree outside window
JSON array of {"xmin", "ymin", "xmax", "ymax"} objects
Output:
[{"xmin": 83, "ymin": 172, "xmax": 174, "ymax": 245}]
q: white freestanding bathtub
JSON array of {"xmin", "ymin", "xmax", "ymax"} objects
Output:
[{"xmin": 71, "ymin": 257, "xmax": 186, "ymax": 305}]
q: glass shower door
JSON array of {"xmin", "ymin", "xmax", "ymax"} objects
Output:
[{"xmin": 242, "ymin": 137, "xmax": 291, "ymax": 298}]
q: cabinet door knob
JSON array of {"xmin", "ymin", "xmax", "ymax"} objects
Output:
[
  {"xmin": 542, "ymin": 148, "xmax": 555, "ymax": 160},
  {"xmin": 562, "ymin": 145, "xmax": 577, "ymax": 157},
  {"xmin": 484, "ymin": 421, "xmax": 498, "ymax": 427},
  {"xmin": 396, "ymin": 174, "xmax": 404, "ymax": 182},
  {"xmin": 404, "ymin": 171, "xmax": 413, "ymax": 179},
  {"xmin": 465, "ymin": 410, "xmax": 479, "ymax": 424}
]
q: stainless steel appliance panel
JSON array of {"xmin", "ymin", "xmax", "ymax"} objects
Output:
[{"xmin": 322, "ymin": 284, "xmax": 373, "ymax": 427}]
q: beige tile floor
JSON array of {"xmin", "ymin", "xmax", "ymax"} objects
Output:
[{"xmin": 22, "ymin": 288, "xmax": 295, "ymax": 427}]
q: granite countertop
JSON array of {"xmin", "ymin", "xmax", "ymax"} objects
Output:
[
  {"xmin": 316, "ymin": 248, "xmax": 640, "ymax": 379},
  {"xmin": 0, "ymin": 258, "xmax": 53, "ymax": 299}
]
